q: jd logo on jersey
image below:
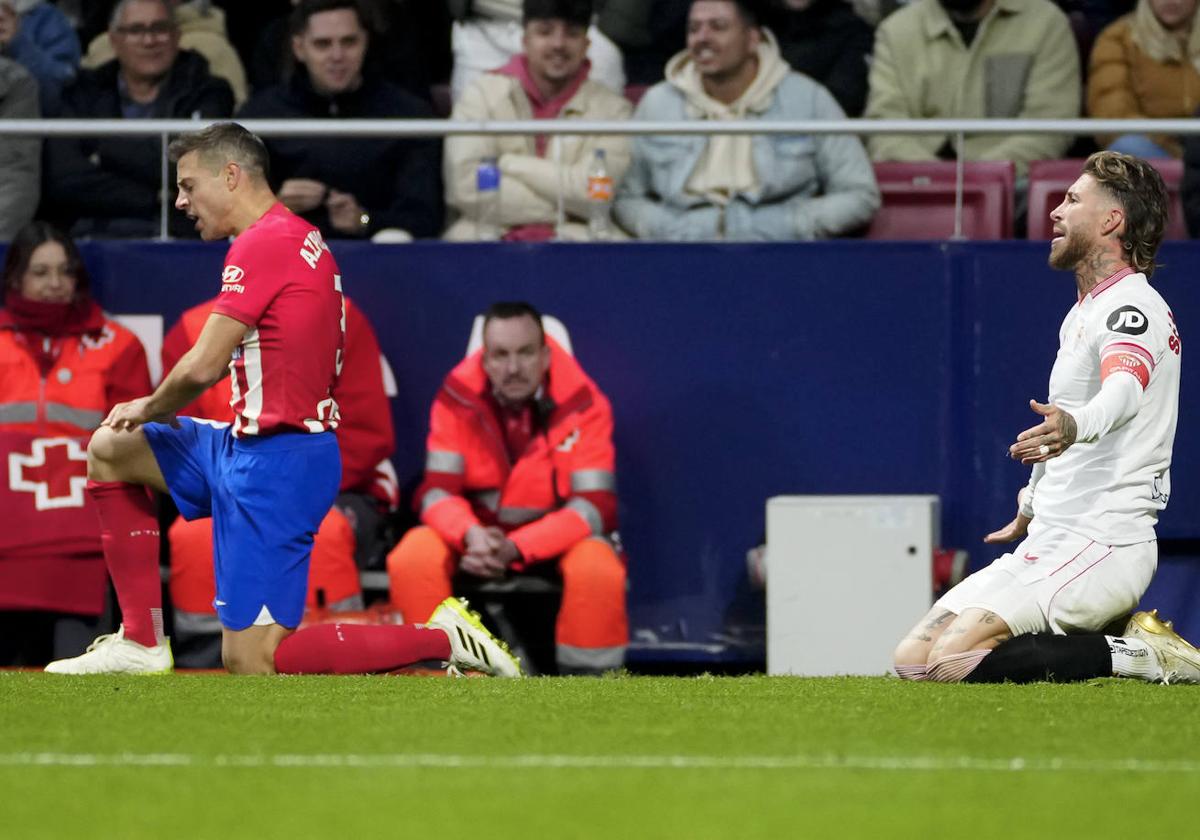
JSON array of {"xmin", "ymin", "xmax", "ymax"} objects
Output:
[{"xmin": 1107, "ymin": 306, "xmax": 1148, "ymax": 335}]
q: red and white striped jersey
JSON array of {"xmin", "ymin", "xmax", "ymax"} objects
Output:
[
  {"xmin": 1030, "ymin": 269, "xmax": 1180, "ymax": 544},
  {"xmin": 211, "ymin": 202, "xmax": 344, "ymax": 438}
]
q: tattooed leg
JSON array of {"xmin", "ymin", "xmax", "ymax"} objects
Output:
[
  {"xmin": 894, "ymin": 608, "xmax": 959, "ymax": 678},
  {"xmin": 924, "ymin": 608, "xmax": 1014, "ymax": 682}
]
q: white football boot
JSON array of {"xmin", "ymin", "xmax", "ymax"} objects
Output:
[
  {"xmin": 427, "ymin": 597, "xmax": 523, "ymax": 678},
  {"xmin": 44, "ymin": 626, "xmax": 174, "ymax": 675}
]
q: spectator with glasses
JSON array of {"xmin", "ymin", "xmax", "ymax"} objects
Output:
[
  {"xmin": 42, "ymin": 0, "xmax": 234, "ymax": 239},
  {"xmin": 81, "ymin": 0, "xmax": 249, "ymax": 108}
]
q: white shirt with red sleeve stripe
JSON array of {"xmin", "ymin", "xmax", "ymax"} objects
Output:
[
  {"xmin": 1029, "ymin": 268, "xmax": 1180, "ymax": 545},
  {"xmin": 211, "ymin": 202, "xmax": 345, "ymax": 438}
]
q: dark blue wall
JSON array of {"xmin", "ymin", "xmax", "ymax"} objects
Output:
[{"xmin": 68, "ymin": 240, "xmax": 1200, "ymax": 654}]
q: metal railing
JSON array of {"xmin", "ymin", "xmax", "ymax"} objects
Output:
[{"xmin": 3, "ymin": 117, "xmax": 1194, "ymax": 240}]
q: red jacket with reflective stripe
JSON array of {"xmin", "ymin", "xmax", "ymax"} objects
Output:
[
  {"xmin": 162, "ymin": 296, "xmax": 396, "ymax": 503},
  {"xmin": 418, "ymin": 338, "xmax": 618, "ymax": 566},
  {"xmin": 0, "ymin": 309, "xmax": 151, "ymax": 614},
  {"xmin": 0, "ymin": 312, "xmax": 150, "ymax": 436}
]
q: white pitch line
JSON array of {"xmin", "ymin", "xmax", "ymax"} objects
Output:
[{"xmin": 0, "ymin": 753, "xmax": 1198, "ymax": 774}]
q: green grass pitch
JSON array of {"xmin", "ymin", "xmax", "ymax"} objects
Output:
[{"xmin": 2, "ymin": 672, "xmax": 1197, "ymax": 839}]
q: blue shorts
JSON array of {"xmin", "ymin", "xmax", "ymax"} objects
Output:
[{"xmin": 144, "ymin": 418, "xmax": 341, "ymax": 631}]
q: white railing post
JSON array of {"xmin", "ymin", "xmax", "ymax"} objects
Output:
[
  {"xmin": 953, "ymin": 131, "xmax": 965, "ymax": 241},
  {"xmin": 159, "ymin": 132, "xmax": 170, "ymax": 242},
  {"xmin": 554, "ymin": 133, "xmax": 565, "ymax": 240}
]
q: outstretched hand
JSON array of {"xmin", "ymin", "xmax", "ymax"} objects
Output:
[{"xmin": 1009, "ymin": 399, "xmax": 1077, "ymax": 465}]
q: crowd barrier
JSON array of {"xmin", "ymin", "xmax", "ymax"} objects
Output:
[{"xmin": 16, "ymin": 239, "xmax": 1200, "ymax": 660}]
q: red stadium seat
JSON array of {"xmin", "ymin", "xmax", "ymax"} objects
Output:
[
  {"xmin": 1027, "ymin": 158, "xmax": 1188, "ymax": 240},
  {"xmin": 624, "ymin": 84, "xmax": 649, "ymax": 106},
  {"xmin": 866, "ymin": 161, "xmax": 1015, "ymax": 240}
]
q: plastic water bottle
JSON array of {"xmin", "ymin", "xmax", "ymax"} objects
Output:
[
  {"xmin": 587, "ymin": 148, "xmax": 614, "ymax": 241},
  {"xmin": 475, "ymin": 156, "xmax": 501, "ymax": 240}
]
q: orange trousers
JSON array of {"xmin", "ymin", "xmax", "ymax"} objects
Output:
[
  {"xmin": 169, "ymin": 507, "xmax": 362, "ymax": 617},
  {"xmin": 386, "ymin": 526, "xmax": 627, "ymax": 666}
]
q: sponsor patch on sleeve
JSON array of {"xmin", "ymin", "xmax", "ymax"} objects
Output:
[
  {"xmin": 221, "ymin": 265, "xmax": 246, "ymax": 294},
  {"xmin": 1106, "ymin": 305, "xmax": 1148, "ymax": 335}
]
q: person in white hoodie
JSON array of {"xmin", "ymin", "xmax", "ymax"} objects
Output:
[{"xmin": 613, "ymin": 0, "xmax": 878, "ymax": 241}]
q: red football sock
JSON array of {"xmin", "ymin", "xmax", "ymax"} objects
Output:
[
  {"xmin": 87, "ymin": 480, "xmax": 163, "ymax": 647},
  {"xmin": 274, "ymin": 623, "xmax": 452, "ymax": 674}
]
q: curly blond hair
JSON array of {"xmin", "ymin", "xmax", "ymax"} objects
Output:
[{"xmin": 1083, "ymin": 151, "xmax": 1169, "ymax": 277}]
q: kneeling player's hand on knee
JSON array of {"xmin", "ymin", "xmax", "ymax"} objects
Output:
[{"xmin": 103, "ymin": 397, "xmax": 180, "ymax": 432}]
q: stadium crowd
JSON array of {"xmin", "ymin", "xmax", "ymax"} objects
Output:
[
  {"xmin": 5, "ymin": 0, "xmax": 1200, "ymax": 241},
  {"xmin": 4, "ymin": 0, "xmax": 1200, "ymax": 678}
]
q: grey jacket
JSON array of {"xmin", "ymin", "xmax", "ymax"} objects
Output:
[
  {"xmin": 614, "ymin": 72, "xmax": 880, "ymax": 241},
  {"xmin": 0, "ymin": 58, "xmax": 39, "ymax": 241}
]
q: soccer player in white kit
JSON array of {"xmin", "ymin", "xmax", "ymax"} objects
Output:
[{"xmin": 893, "ymin": 151, "xmax": 1200, "ymax": 684}]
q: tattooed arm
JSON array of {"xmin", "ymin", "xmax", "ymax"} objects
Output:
[{"xmin": 1010, "ymin": 399, "xmax": 1078, "ymax": 465}]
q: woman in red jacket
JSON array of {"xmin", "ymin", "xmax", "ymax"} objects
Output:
[{"xmin": 0, "ymin": 221, "xmax": 151, "ymax": 665}]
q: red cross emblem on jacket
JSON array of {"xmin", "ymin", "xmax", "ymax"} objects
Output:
[{"xmin": 8, "ymin": 437, "xmax": 89, "ymax": 510}]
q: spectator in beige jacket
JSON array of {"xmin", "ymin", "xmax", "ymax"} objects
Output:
[
  {"xmin": 448, "ymin": 0, "xmax": 624, "ymax": 102},
  {"xmin": 444, "ymin": 0, "xmax": 632, "ymax": 242},
  {"xmin": 865, "ymin": 0, "xmax": 1080, "ymax": 175},
  {"xmin": 1088, "ymin": 0, "xmax": 1200, "ymax": 158}
]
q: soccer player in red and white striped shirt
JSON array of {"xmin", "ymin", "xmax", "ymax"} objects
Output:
[{"xmin": 45, "ymin": 123, "xmax": 515, "ymax": 677}]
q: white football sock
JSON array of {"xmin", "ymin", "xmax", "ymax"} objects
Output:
[{"xmin": 1106, "ymin": 636, "xmax": 1164, "ymax": 682}]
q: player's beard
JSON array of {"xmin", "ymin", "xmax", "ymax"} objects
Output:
[{"xmin": 1048, "ymin": 227, "xmax": 1091, "ymax": 271}]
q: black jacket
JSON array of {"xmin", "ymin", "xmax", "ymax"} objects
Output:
[
  {"xmin": 237, "ymin": 68, "xmax": 444, "ymax": 239},
  {"xmin": 43, "ymin": 50, "xmax": 234, "ymax": 238},
  {"xmin": 774, "ymin": 0, "xmax": 874, "ymax": 118},
  {"xmin": 1183, "ymin": 108, "xmax": 1200, "ymax": 238}
]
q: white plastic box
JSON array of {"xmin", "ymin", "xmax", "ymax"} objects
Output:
[{"xmin": 766, "ymin": 495, "xmax": 938, "ymax": 676}]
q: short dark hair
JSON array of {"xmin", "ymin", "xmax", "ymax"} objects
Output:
[
  {"xmin": 2, "ymin": 221, "xmax": 90, "ymax": 300},
  {"xmin": 1083, "ymin": 151, "xmax": 1169, "ymax": 277},
  {"xmin": 689, "ymin": 0, "xmax": 760, "ymax": 26},
  {"xmin": 168, "ymin": 122, "xmax": 271, "ymax": 181},
  {"xmin": 290, "ymin": 0, "xmax": 369, "ymax": 37},
  {"xmin": 482, "ymin": 301, "xmax": 546, "ymax": 345},
  {"xmin": 523, "ymin": 0, "xmax": 593, "ymax": 27}
]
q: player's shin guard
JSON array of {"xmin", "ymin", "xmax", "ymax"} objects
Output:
[
  {"xmin": 87, "ymin": 480, "xmax": 163, "ymax": 648},
  {"xmin": 273, "ymin": 623, "xmax": 452, "ymax": 674},
  {"xmin": 961, "ymin": 633, "xmax": 1111, "ymax": 683}
]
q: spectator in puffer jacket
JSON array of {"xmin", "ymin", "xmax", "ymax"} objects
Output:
[
  {"xmin": 1087, "ymin": 0, "xmax": 1200, "ymax": 158},
  {"xmin": 0, "ymin": 0, "xmax": 81, "ymax": 114}
]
